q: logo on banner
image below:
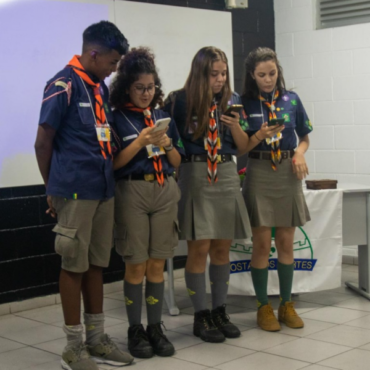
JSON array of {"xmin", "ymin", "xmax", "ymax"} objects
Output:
[{"xmin": 229, "ymin": 227, "xmax": 317, "ymax": 274}]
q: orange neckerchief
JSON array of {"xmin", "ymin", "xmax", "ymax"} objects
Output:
[
  {"xmin": 207, "ymin": 104, "xmax": 218, "ymax": 184},
  {"xmin": 259, "ymin": 90, "xmax": 282, "ymax": 170},
  {"xmin": 67, "ymin": 55, "xmax": 112, "ymax": 160},
  {"xmin": 124, "ymin": 103, "xmax": 164, "ymax": 186}
]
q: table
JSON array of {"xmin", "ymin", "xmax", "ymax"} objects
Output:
[{"xmin": 341, "ymin": 184, "xmax": 370, "ymax": 300}]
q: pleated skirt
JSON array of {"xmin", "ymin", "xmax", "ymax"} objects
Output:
[
  {"xmin": 178, "ymin": 161, "xmax": 252, "ymax": 240},
  {"xmin": 242, "ymin": 157, "xmax": 310, "ymax": 228}
]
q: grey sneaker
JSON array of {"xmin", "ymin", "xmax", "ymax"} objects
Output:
[
  {"xmin": 61, "ymin": 344, "xmax": 98, "ymax": 370},
  {"xmin": 87, "ymin": 334, "xmax": 134, "ymax": 366}
]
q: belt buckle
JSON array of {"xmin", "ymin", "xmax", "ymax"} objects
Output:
[
  {"xmin": 144, "ymin": 174, "xmax": 155, "ymax": 181},
  {"xmin": 217, "ymin": 154, "xmax": 223, "ymax": 163},
  {"xmin": 282, "ymin": 152, "xmax": 288, "ymax": 160}
]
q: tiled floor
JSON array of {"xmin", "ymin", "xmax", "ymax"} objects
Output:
[{"xmin": 1, "ymin": 264, "xmax": 369, "ymax": 370}]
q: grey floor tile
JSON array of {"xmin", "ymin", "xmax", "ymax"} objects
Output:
[
  {"xmin": 294, "ymin": 291, "xmax": 353, "ymax": 306},
  {"xmin": 223, "ymin": 328, "xmax": 297, "ymax": 351},
  {"xmin": 306, "ymin": 324, "xmax": 370, "ymax": 347},
  {"xmin": 300, "ymin": 306, "xmax": 369, "ymax": 324},
  {"xmin": 216, "ymin": 352, "xmax": 309, "ymax": 370},
  {"xmin": 174, "ymin": 342, "xmax": 254, "ymax": 367},
  {"xmin": 334, "ymin": 296, "xmax": 370, "ymax": 312},
  {"xmin": 319, "ymin": 348, "xmax": 370, "ymax": 370},
  {"xmin": 265, "ymin": 338, "xmax": 351, "ymax": 363},
  {"xmin": 0, "ymin": 347, "xmax": 59, "ymax": 370},
  {"xmin": 0, "ymin": 337, "xmax": 26, "ymax": 354}
]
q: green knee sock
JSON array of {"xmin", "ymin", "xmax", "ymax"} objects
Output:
[
  {"xmin": 250, "ymin": 266, "xmax": 269, "ymax": 309},
  {"xmin": 277, "ymin": 261, "xmax": 294, "ymax": 306}
]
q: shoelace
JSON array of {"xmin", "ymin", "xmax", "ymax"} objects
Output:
[
  {"xmin": 100, "ymin": 334, "xmax": 118, "ymax": 350},
  {"xmin": 202, "ymin": 313, "xmax": 216, "ymax": 330},
  {"xmin": 71, "ymin": 344, "xmax": 89, "ymax": 361},
  {"xmin": 285, "ymin": 303, "xmax": 298, "ymax": 316},
  {"xmin": 151, "ymin": 321, "xmax": 169, "ymax": 340}
]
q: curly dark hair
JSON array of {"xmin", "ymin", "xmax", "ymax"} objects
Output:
[{"xmin": 109, "ymin": 47, "xmax": 164, "ymax": 109}]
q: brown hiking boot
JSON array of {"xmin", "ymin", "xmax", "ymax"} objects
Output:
[
  {"xmin": 257, "ymin": 303, "xmax": 281, "ymax": 332},
  {"xmin": 278, "ymin": 302, "xmax": 304, "ymax": 328}
]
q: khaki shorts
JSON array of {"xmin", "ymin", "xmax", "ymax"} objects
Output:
[
  {"xmin": 114, "ymin": 176, "xmax": 181, "ymax": 264},
  {"xmin": 51, "ymin": 197, "xmax": 114, "ymax": 273}
]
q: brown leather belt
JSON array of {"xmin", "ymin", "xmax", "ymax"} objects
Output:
[{"xmin": 248, "ymin": 150, "xmax": 295, "ymax": 160}]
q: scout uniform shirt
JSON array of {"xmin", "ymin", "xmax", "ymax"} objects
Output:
[
  {"xmin": 163, "ymin": 90, "xmax": 249, "ymax": 156},
  {"xmin": 38, "ymin": 67, "xmax": 115, "ymax": 200},
  {"xmin": 112, "ymin": 109, "xmax": 185, "ymax": 179},
  {"xmin": 241, "ymin": 90, "xmax": 313, "ymax": 151}
]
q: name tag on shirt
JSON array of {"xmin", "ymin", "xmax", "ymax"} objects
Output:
[
  {"xmin": 96, "ymin": 125, "xmax": 111, "ymax": 142},
  {"xmin": 123, "ymin": 134, "xmax": 138, "ymax": 141},
  {"xmin": 250, "ymin": 114, "xmax": 263, "ymax": 118},
  {"xmin": 79, "ymin": 102, "xmax": 91, "ymax": 108}
]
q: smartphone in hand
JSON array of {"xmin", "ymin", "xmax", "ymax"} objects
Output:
[
  {"xmin": 153, "ymin": 117, "xmax": 171, "ymax": 132},
  {"xmin": 223, "ymin": 104, "xmax": 243, "ymax": 117},
  {"xmin": 268, "ymin": 118, "xmax": 285, "ymax": 127}
]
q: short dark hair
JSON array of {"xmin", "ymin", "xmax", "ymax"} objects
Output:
[
  {"xmin": 82, "ymin": 20, "xmax": 129, "ymax": 55},
  {"xmin": 110, "ymin": 47, "xmax": 164, "ymax": 109},
  {"xmin": 242, "ymin": 47, "xmax": 286, "ymax": 99}
]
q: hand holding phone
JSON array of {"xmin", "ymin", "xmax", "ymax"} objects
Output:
[
  {"xmin": 223, "ymin": 104, "xmax": 243, "ymax": 117},
  {"xmin": 153, "ymin": 117, "xmax": 171, "ymax": 132},
  {"xmin": 268, "ymin": 118, "xmax": 285, "ymax": 127}
]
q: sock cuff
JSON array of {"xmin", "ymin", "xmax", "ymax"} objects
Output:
[
  {"xmin": 83, "ymin": 313, "xmax": 105, "ymax": 325},
  {"xmin": 63, "ymin": 324, "xmax": 83, "ymax": 335},
  {"xmin": 277, "ymin": 261, "xmax": 295, "ymax": 269},
  {"xmin": 124, "ymin": 280, "xmax": 143, "ymax": 288},
  {"xmin": 250, "ymin": 265, "xmax": 269, "ymax": 272},
  {"xmin": 146, "ymin": 280, "xmax": 164, "ymax": 286},
  {"xmin": 185, "ymin": 270, "xmax": 206, "ymax": 277}
]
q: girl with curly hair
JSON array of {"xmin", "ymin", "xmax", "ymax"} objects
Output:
[{"xmin": 110, "ymin": 47, "xmax": 184, "ymax": 358}]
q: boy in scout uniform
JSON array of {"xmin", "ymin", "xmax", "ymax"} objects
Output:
[{"xmin": 35, "ymin": 21, "xmax": 133, "ymax": 370}]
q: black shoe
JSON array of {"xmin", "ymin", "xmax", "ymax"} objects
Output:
[
  {"xmin": 127, "ymin": 324, "xmax": 154, "ymax": 358},
  {"xmin": 212, "ymin": 304, "xmax": 241, "ymax": 338},
  {"xmin": 146, "ymin": 322, "xmax": 175, "ymax": 357},
  {"xmin": 193, "ymin": 309, "xmax": 225, "ymax": 343}
]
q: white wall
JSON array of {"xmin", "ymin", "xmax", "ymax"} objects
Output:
[{"xmin": 275, "ymin": 0, "xmax": 370, "ymax": 186}]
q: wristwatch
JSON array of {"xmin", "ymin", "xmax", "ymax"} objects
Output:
[{"xmin": 164, "ymin": 138, "xmax": 174, "ymax": 151}]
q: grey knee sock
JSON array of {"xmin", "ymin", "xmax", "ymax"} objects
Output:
[
  {"xmin": 185, "ymin": 270, "xmax": 207, "ymax": 313},
  {"xmin": 63, "ymin": 324, "xmax": 83, "ymax": 350},
  {"xmin": 84, "ymin": 313, "xmax": 104, "ymax": 346},
  {"xmin": 145, "ymin": 280, "xmax": 164, "ymax": 325},
  {"xmin": 124, "ymin": 280, "xmax": 143, "ymax": 326},
  {"xmin": 209, "ymin": 263, "xmax": 230, "ymax": 309}
]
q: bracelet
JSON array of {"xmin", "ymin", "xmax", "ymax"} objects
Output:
[{"xmin": 254, "ymin": 133, "xmax": 263, "ymax": 141}]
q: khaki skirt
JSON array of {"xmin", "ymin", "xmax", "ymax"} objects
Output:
[
  {"xmin": 178, "ymin": 161, "xmax": 251, "ymax": 240},
  {"xmin": 242, "ymin": 156, "xmax": 310, "ymax": 228}
]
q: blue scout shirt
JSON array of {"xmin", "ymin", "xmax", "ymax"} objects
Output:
[
  {"xmin": 38, "ymin": 67, "xmax": 115, "ymax": 200},
  {"xmin": 163, "ymin": 90, "xmax": 249, "ymax": 156},
  {"xmin": 112, "ymin": 109, "xmax": 185, "ymax": 180},
  {"xmin": 241, "ymin": 90, "xmax": 313, "ymax": 151}
]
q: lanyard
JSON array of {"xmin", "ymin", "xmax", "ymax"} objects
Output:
[
  {"xmin": 80, "ymin": 77, "xmax": 109, "ymax": 126},
  {"xmin": 119, "ymin": 110, "xmax": 158, "ymax": 135}
]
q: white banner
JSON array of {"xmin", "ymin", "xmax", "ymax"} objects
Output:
[{"xmin": 207, "ymin": 189, "xmax": 343, "ymax": 295}]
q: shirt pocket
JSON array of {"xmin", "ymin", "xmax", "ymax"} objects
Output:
[{"xmin": 77, "ymin": 102, "xmax": 96, "ymax": 126}]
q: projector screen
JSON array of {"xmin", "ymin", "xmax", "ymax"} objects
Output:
[{"xmin": 0, "ymin": 0, "xmax": 232, "ymax": 188}]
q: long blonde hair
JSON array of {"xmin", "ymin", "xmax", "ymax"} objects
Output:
[{"xmin": 184, "ymin": 47, "xmax": 232, "ymax": 139}]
